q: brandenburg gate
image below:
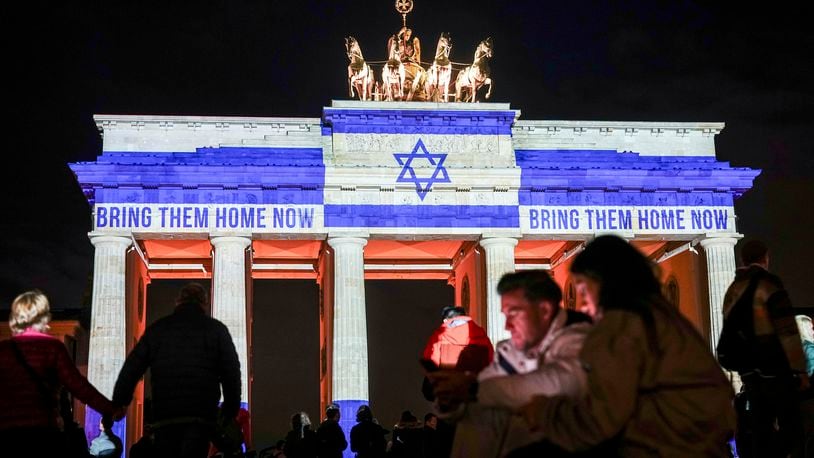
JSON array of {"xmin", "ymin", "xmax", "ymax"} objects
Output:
[{"xmin": 70, "ymin": 100, "xmax": 758, "ymax": 446}]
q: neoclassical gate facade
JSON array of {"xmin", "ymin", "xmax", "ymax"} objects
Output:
[{"xmin": 70, "ymin": 101, "xmax": 758, "ymax": 447}]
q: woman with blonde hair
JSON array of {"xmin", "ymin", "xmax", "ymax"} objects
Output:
[
  {"xmin": 0, "ymin": 290, "xmax": 119, "ymax": 457},
  {"xmin": 285, "ymin": 411, "xmax": 318, "ymax": 457}
]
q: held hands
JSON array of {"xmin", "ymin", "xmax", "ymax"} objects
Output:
[{"xmin": 112, "ymin": 406, "xmax": 127, "ymax": 421}]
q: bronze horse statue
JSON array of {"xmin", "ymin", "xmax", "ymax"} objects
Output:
[
  {"xmin": 426, "ymin": 32, "xmax": 452, "ymax": 102},
  {"xmin": 455, "ymin": 37, "xmax": 493, "ymax": 102},
  {"xmin": 345, "ymin": 36, "xmax": 374, "ymax": 101},
  {"xmin": 381, "ymin": 35, "xmax": 406, "ymax": 101}
]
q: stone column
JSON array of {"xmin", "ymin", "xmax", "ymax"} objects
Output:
[
  {"xmin": 480, "ymin": 237, "xmax": 518, "ymax": 345},
  {"xmin": 699, "ymin": 235, "xmax": 739, "ymax": 354},
  {"xmin": 327, "ymin": 236, "xmax": 368, "ymax": 446},
  {"xmin": 86, "ymin": 234, "xmax": 131, "ymax": 440},
  {"xmin": 211, "ymin": 236, "xmax": 252, "ymax": 406}
]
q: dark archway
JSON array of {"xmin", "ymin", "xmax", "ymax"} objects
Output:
[{"xmin": 252, "ymin": 279, "xmax": 320, "ymax": 449}]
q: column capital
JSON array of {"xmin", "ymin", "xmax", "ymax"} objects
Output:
[
  {"xmin": 210, "ymin": 235, "xmax": 252, "ymax": 248},
  {"xmin": 89, "ymin": 234, "xmax": 132, "ymax": 248},
  {"xmin": 209, "ymin": 230, "xmax": 253, "ymax": 239},
  {"xmin": 479, "ymin": 237, "xmax": 519, "ymax": 249},
  {"xmin": 327, "ymin": 236, "xmax": 368, "ymax": 249},
  {"xmin": 481, "ymin": 230, "xmax": 522, "ymax": 240},
  {"xmin": 698, "ymin": 233, "xmax": 742, "ymax": 248},
  {"xmin": 327, "ymin": 231, "xmax": 369, "ymax": 240}
]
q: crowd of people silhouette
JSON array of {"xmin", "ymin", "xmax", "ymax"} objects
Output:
[{"xmin": 1, "ymin": 236, "xmax": 812, "ymax": 457}]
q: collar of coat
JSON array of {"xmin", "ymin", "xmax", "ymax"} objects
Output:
[
  {"xmin": 174, "ymin": 301, "xmax": 206, "ymax": 314},
  {"xmin": 524, "ymin": 308, "xmax": 570, "ymax": 360}
]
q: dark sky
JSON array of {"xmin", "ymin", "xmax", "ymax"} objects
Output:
[
  {"xmin": 2, "ymin": 0, "xmax": 814, "ymax": 442},
  {"xmin": 4, "ymin": 1, "xmax": 814, "ymax": 307}
]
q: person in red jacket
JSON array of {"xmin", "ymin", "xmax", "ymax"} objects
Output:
[
  {"xmin": 421, "ymin": 306, "xmax": 493, "ymax": 455},
  {"xmin": 422, "ymin": 306, "xmax": 493, "ymax": 373},
  {"xmin": 0, "ymin": 290, "xmax": 120, "ymax": 457}
]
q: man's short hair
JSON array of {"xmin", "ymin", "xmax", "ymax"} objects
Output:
[
  {"xmin": 356, "ymin": 404, "xmax": 373, "ymax": 422},
  {"xmin": 740, "ymin": 240, "xmax": 769, "ymax": 266},
  {"xmin": 424, "ymin": 412, "xmax": 437, "ymax": 422},
  {"xmin": 326, "ymin": 403, "xmax": 340, "ymax": 418},
  {"xmin": 497, "ymin": 270, "xmax": 562, "ymax": 308},
  {"xmin": 175, "ymin": 283, "xmax": 209, "ymax": 307}
]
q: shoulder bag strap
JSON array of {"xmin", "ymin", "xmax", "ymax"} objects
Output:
[{"xmin": 731, "ymin": 272, "xmax": 764, "ymax": 329}]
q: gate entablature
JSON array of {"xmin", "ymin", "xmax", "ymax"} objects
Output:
[{"xmin": 71, "ymin": 102, "xmax": 758, "ymax": 241}]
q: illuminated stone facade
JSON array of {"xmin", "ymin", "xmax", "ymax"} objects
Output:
[{"xmin": 71, "ymin": 101, "xmax": 759, "ymax": 449}]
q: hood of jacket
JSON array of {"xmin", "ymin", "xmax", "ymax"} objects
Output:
[{"xmin": 439, "ymin": 316, "xmax": 489, "ymax": 347}]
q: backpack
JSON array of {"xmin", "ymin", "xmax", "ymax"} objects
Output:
[{"xmin": 716, "ymin": 273, "xmax": 762, "ymax": 373}]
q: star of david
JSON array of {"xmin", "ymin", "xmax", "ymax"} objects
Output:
[{"xmin": 393, "ymin": 139, "xmax": 451, "ymax": 201}]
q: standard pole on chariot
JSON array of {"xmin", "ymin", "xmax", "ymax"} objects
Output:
[
  {"xmin": 396, "ymin": 0, "xmax": 412, "ymax": 53},
  {"xmin": 396, "ymin": 0, "xmax": 413, "ymax": 28}
]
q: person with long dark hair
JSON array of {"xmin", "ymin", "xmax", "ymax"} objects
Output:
[{"xmin": 519, "ymin": 235, "xmax": 736, "ymax": 456}]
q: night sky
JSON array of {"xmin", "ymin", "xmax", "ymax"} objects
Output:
[{"xmin": 3, "ymin": 0, "xmax": 813, "ymax": 446}]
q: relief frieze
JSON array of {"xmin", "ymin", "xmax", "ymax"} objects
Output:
[{"xmin": 339, "ymin": 133, "xmax": 498, "ymax": 158}]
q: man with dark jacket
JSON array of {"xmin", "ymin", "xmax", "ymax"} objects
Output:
[
  {"xmin": 388, "ymin": 410, "xmax": 421, "ymax": 458},
  {"xmin": 316, "ymin": 403, "xmax": 347, "ymax": 458},
  {"xmin": 420, "ymin": 413, "xmax": 440, "ymax": 458},
  {"xmin": 113, "ymin": 283, "xmax": 241, "ymax": 458},
  {"xmin": 720, "ymin": 240, "xmax": 809, "ymax": 458},
  {"xmin": 350, "ymin": 405, "xmax": 387, "ymax": 458}
]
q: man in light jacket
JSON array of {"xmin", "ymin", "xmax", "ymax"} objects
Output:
[{"xmin": 429, "ymin": 270, "xmax": 591, "ymax": 457}]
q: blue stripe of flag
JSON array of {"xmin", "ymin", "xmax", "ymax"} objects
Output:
[{"xmin": 324, "ymin": 205, "xmax": 519, "ymax": 228}]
